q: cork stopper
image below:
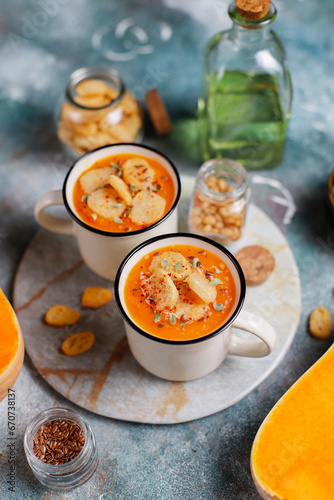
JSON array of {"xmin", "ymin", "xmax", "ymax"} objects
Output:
[
  {"xmin": 145, "ymin": 88, "xmax": 172, "ymax": 136},
  {"xmin": 235, "ymin": 0, "xmax": 271, "ymax": 20}
]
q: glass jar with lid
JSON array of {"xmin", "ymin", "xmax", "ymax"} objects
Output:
[
  {"xmin": 198, "ymin": 0, "xmax": 292, "ymax": 169},
  {"xmin": 56, "ymin": 66, "xmax": 144, "ymax": 158},
  {"xmin": 188, "ymin": 158, "xmax": 250, "ymax": 244},
  {"xmin": 24, "ymin": 407, "xmax": 98, "ymax": 490}
]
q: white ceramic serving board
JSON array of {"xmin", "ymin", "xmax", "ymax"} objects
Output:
[{"xmin": 14, "ymin": 176, "xmax": 301, "ymax": 424}]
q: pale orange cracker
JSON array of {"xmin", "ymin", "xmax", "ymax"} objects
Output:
[
  {"xmin": 73, "ymin": 122, "xmax": 99, "ymax": 138},
  {"xmin": 73, "ymin": 94, "xmax": 110, "ymax": 109},
  {"xmin": 62, "ymin": 331, "xmax": 95, "ymax": 356},
  {"xmin": 121, "ymin": 91, "xmax": 141, "ymax": 115},
  {"xmin": 309, "ymin": 306, "xmax": 331, "ymax": 339},
  {"xmin": 235, "ymin": 245, "xmax": 275, "ymax": 286},
  {"xmin": 76, "ymin": 78, "xmax": 110, "ymax": 97},
  {"xmin": 45, "ymin": 305, "xmax": 80, "ymax": 326},
  {"xmin": 81, "ymin": 287, "xmax": 113, "ymax": 309}
]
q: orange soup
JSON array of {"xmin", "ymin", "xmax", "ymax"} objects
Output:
[
  {"xmin": 124, "ymin": 244, "xmax": 236, "ymax": 341},
  {"xmin": 73, "ymin": 153, "xmax": 175, "ymax": 233}
]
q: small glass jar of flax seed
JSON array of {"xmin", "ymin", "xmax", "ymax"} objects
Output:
[
  {"xmin": 188, "ymin": 158, "xmax": 250, "ymax": 244},
  {"xmin": 24, "ymin": 407, "xmax": 98, "ymax": 490}
]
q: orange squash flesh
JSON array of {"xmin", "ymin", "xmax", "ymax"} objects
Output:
[
  {"xmin": 0, "ymin": 289, "xmax": 24, "ymax": 401},
  {"xmin": 251, "ymin": 343, "xmax": 334, "ymax": 500}
]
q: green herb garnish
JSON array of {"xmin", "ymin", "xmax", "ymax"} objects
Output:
[
  {"xmin": 112, "ymin": 203, "xmax": 123, "ymax": 208},
  {"xmin": 113, "ymin": 217, "xmax": 122, "ymax": 223},
  {"xmin": 161, "ymin": 259, "xmax": 168, "ymax": 269},
  {"xmin": 168, "ymin": 314, "xmax": 176, "ymax": 325},
  {"xmin": 81, "ymin": 194, "xmax": 89, "ymax": 203},
  {"xmin": 174, "ymin": 262, "xmax": 182, "ymax": 271},
  {"xmin": 191, "ymin": 258, "xmax": 200, "ymax": 268},
  {"xmin": 213, "ymin": 302, "xmax": 225, "ymax": 312},
  {"xmin": 209, "ymin": 278, "xmax": 224, "ymax": 287},
  {"xmin": 111, "ymin": 162, "xmax": 123, "ymax": 176},
  {"xmin": 154, "ymin": 312, "xmax": 161, "ymax": 323}
]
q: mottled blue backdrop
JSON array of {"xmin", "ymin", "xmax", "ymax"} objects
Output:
[{"xmin": 1, "ymin": 0, "xmax": 334, "ymax": 498}]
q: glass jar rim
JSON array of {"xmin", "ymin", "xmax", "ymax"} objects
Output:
[
  {"xmin": 197, "ymin": 158, "xmax": 248, "ymax": 200},
  {"xmin": 24, "ymin": 407, "xmax": 92, "ymax": 474},
  {"xmin": 65, "ymin": 66, "xmax": 126, "ymax": 111},
  {"xmin": 228, "ymin": 0, "xmax": 277, "ymax": 28}
]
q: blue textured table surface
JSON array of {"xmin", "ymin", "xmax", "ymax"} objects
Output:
[{"xmin": 1, "ymin": 1, "xmax": 334, "ymax": 498}]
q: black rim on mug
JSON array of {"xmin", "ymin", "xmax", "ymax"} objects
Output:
[
  {"xmin": 62, "ymin": 143, "xmax": 181, "ymax": 237},
  {"xmin": 114, "ymin": 232, "xmax": 246, "ymax": 345}
]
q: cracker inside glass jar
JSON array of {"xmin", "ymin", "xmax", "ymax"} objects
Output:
[
  {"xmin": 57, "ymin": 67, "xmax": 143, "ymax": 157},
  {"xmin": 189, "ymin": 159, "xmax": 249, "ymax": 243}
]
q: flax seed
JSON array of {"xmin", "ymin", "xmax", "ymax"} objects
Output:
[{"xmin": 33, "ymin": 419, "xmax": 85, "ymax": 465}]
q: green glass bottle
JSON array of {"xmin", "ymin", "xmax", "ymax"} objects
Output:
[{"xmin": 199, "ymin": 0, "xmax": 292, "ymax": 169}]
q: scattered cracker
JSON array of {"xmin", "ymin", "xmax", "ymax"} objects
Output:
[
  {"xmin": 143, "ymin": 268, "xmax": 179, "ymax": 311},
  {"xmin": 309, "ymin": 306, "xmax": 331, "ymax": 339},
  {"xmin": 235, "ymin": 0, "xmax": 271, "ymax": 20},
  {"xmin": 62, "ymin": 331, "xmax": 95, "ymax": 356},
  {"xmin": 87, "ymin": 187, "xmax": 125, "ymax": 219},
  {"xmin": 79, "ymin": 167, "xmax": 114, "ymax": 194},
  {"xmin": 174, "ymin": 282, "xmax": 209, "ymax": 321},
  {"xmin": 185, "ymin": 273, "xmax": 217, "ymax": 304},
  {"xmin": 145, "ymin": 88, "xmax": 172, "ymax": 135},
  {"xmin": 45, "ymin": 305, "xmax": 80, "ymax": 327},
  {"xmin": 129, "ymin": 190, "xmax": 166, "ymax": 226},
  {"xmin": 108, "ymin": 174, "xmax": 133, "ymax": 206},
  {"xmin": 122, "ymin": 157, "xmax": 155, "ymax": 189},
  {"xmin": 82, "ymin": 287, "xmax": 113, "ymax": 309},
  {"xmin": 235, "ymin": 245, "xmax": 275, "ymax": 286},
  {"xmin": 149, "ymin": 251, "xmax": 191, "ymax": 282}
]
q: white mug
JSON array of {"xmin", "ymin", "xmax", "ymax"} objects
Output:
[
  {"xmin": 34, "ymin": 144, "xmax": 181, "ymax": 280},
  {"xmin": 115, "ymin": 233, "xmax": 276, "ymax": 382}
]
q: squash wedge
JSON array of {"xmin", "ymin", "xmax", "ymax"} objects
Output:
[
  {"xmin": 0, "ymin": 289, "xmax": 24, "ymax": 401},
  {"xmin": 251, "ymin": 343, "xmax": 334, "ymax": 499}
]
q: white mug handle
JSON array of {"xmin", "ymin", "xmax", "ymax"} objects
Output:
[
  {"xmin": 34, "ymin": 190, "xmax": 75, "ymax": 236},
  {"xmin": 228, "ymin": 310, "xmax": 276, "ymax": 357}
]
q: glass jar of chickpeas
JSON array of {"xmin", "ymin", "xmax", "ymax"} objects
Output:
[{"xmin": 188, "ymin": 158, "xmax": 250, "ymax": 243}]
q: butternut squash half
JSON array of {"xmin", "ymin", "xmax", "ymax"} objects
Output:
[
  {"xmin": 0, "ymin": 289, "xmax": 24, "ymax": 401},
  {"xmin": 251, "ymin": 344, "xmax": 334, "ymax": 500}
]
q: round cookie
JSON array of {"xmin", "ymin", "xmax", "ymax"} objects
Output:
[{"xmin": 235, "ymin": 245, "xmax": 275, "ymax": 286}]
